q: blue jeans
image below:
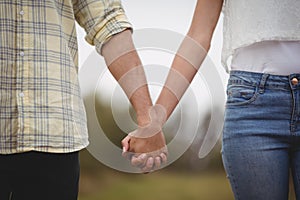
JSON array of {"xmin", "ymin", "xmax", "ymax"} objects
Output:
[{"xmin": 222, "ymin": 70, "xmax": 300, "ymax": 200}]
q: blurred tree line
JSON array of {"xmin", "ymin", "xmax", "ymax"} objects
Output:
[{"xmin": 80, "ymin": 96, "xmax": 224, "ymax": 173}]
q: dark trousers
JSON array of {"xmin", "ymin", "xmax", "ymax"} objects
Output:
[{"xmin": 0, "ymin": 151, "xmax": 80, "ymax": 200}]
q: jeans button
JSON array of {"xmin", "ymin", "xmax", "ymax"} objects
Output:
[{"xmin": 291, "ymin": 77, "xmax": 299, "ymax": 85}]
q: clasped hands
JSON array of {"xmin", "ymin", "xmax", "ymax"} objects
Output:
[{"xmin": 121, "ymin": 105, "xmax": 168, "ymax": 173}]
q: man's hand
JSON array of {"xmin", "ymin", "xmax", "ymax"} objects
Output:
[
  {"xmin": 121, "ymin": 105, "xmax": 168, "ymax": 173},
  {"xmin": 122, "ymin": 131, "xmax": 167, "ymax": 172}
]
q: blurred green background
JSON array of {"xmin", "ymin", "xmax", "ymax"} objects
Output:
[
  {"xmin": 78, "ymin": 93, "xmax": 296, "ymax": 200},
  {"xmin": 78, "ymin": 148, "xmax": 232, "ymax": 200}
]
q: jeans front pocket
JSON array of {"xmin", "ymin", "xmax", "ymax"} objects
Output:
[{"xmin": 226, "ymin": 83, "xmax": 258, "ymax": 106}]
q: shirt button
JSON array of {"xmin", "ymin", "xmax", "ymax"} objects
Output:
[
  {"xmin": 20, "ymin": 51, "xmax": 25, "ymax": 57},
  {"xmin": 19, "ymin": 92, "xmax": 25, "ymax": 98},
  {"xmin": 19, "ymin": 10, "xmax": 24, "ymax": 15},
  {"xmin": 291, "ymin": 78, "xmax": 299, "ymax": 85}
]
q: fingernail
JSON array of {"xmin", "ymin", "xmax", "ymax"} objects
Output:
[{"xmin": 123, "ymin": 147, "xmax": 126, "ymax": 153}]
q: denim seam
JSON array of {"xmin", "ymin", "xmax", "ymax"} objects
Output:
[
  {"xmin": 290, "ymin": 83, "xmax": 297, "ymax": 134},
  {"xmin": 222, "ymin": 149, "xmax": 241, "ymax": 200},
  {"xmin": 225, "ymin": 163, "xmax": 241, "ymax": 199},
  {"xmin": 258, "ymin": 74, "xmax": 269, "ymax": 94},
  {"xmin": 228, "ymin": 79, "xmax": 258, "ymax": 87}
]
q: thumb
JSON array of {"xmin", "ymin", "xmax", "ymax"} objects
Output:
[{"xmin": 121, "ymin": 135, "xmax": 131, "ymax": 155}]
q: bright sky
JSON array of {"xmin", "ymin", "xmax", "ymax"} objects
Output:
[{"xmin": 77, "ymin": 0, "xmax": 225, "ymax": 75}]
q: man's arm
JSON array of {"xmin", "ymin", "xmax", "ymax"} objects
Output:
[
  {"xmin": 123, "ymin": 0, "xmax": 224, "ymax": 170},
  {"xmin": 73, "ymin": 0, "xmax": 167, "ymax": 170},
  {"xmin": 102, "ymin": 30, "xmax": 167, "ymax": 171},
  {"xmin": 101, "ymin": 30, "xmax": 152, "ymax": 127}
]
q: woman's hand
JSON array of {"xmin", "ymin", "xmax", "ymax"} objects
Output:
[{"xmin": 121, "ymin": 105, "xmax": 168, "ymax": 173}]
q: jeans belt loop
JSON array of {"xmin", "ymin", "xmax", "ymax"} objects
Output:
[{"xmin": 258, "ymin": 74, "xmax": 269, "ymax": 94}]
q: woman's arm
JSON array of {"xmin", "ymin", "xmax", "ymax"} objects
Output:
[{"xmin": 156, "ymin": 0, "xmax": 224, "ymax": 120}]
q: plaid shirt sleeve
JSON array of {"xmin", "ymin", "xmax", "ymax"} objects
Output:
[
  {"xmin": 0, "ymin": 0, "xmax": 132, "ymax": 154},
  {"xmin": 73, "ymin": 0, "xmax": 132, "ymax": 54}
]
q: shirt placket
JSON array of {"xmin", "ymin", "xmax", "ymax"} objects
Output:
[{"xmin": 16, "ymin": 1, "xmax": 30, "ymax": 151}]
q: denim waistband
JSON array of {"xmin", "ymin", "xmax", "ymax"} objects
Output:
[{"xmin": 229, "ymin": 70, "xmax": 300, "ymax": 90}]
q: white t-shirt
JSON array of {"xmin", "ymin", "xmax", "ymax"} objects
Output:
[
  {"xmin": 222, "ymin": 0, "xmax": 300, "ymax": 73},
  {"xmin": 231, "ymin": 41, "xmax": 300, "ymax": 75}
]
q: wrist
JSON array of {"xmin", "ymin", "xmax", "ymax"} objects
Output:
[
  {"xmin": 137, "ymin": 113, "xmax": 151, "ymax": 127},
  {"xmin": 136, "ymin": 105, "xmax": 167, "ymax": 127}
]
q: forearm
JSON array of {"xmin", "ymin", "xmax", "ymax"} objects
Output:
[
  {"xmin": 102, "ymin": 30, "xmax": 152, "ymax": 126},
  {"xmin": 156, "ymin": 0, "xmax": 223, "ymax": 121},
  {"xmin": 155, "ymin": 36, "xmax": 208, "ymax": 120}
]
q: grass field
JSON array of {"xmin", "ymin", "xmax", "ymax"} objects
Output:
[
  {"xmin": 79, "ymin": 169, "xmax": 234, "ymax": 200},
  {"xmin": 78, "ymin": 151, "xmax": 297, "ymax": 200},
  {"xmin": 79, "ymin": 170, "xmax": 298, "ymax": 200}
]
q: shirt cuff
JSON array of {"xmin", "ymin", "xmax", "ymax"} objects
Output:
[{"xmin": 85, "ymin": 8, "xmax": 133, "ymax": 55}]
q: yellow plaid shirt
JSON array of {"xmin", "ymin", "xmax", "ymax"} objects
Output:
[{"xmin": 0, "ymin": 0, "xmax": 132, "ymax": 154}]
